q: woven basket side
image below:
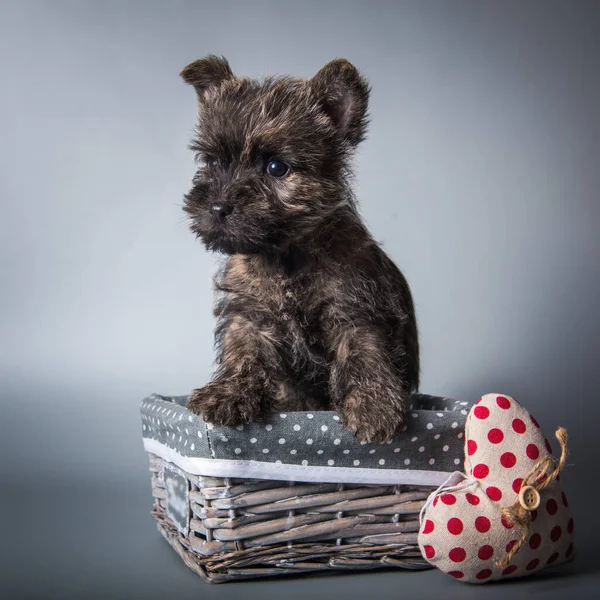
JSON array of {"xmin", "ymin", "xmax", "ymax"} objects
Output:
[{"xmin": 149, "ymin": 452, "xmax": 433, "ymax": 582}]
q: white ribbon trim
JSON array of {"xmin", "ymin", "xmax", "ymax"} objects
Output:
[{"xmin": 143, "ymin": 437, "xmax": 455, "ymax": 486}]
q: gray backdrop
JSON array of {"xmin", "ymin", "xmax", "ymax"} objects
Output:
[{"xmin": 1, "ymin": 1, "xmax": 598, "ymax": 599}]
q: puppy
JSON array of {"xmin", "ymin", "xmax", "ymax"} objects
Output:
[{"xmin": 181, "ymin": 56, "xmax": 419, "ymax": 442}]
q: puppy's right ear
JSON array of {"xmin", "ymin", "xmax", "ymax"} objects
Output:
[
  {"xmin": 310, "ymin": 59, "xmax": 370, "ymax": 147},
  {"xmin": 180, "ymin": 55, "xmax": 234, "ymax": 97}
]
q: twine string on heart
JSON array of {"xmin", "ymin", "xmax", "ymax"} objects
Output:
[{"xmin": 497, "ymin": 426, "xmax": 569, "ymax": 568}]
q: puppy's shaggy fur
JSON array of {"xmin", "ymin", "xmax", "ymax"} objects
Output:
[{"xmin": 181, "ymin": 56, "xmax": 419, "ymax": 442}]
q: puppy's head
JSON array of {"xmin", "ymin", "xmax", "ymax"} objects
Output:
[{"xmin": 181, "ymin": 56, "xmax": 369, "ymax": 255}]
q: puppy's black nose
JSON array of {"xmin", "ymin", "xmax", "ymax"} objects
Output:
[{"xmin": 210, "ymin": 203, "xmax": 233, "ymax": 219}]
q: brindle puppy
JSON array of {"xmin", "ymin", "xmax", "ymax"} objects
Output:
[{"xmin": 181, "ymin": 56, "xmax": 419, "ymax": 442}]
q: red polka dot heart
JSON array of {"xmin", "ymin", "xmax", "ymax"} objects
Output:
[{"xmin": 418, "ymin": 393, "xmax": 574, "ymax": 583}]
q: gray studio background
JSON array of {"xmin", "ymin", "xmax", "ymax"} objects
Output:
[{"xmin": 1, "ymin": 1, "xmax": 599, "ymax": 599}]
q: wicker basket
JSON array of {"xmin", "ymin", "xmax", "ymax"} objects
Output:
[{"xmin": 141, "ymin": 393, "xmax": 469, "ymax": 583}]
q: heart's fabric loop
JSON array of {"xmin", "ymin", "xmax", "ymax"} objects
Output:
[
  {"xmin": 419, "ymin": 471, "xmax": 473, "ymax": 525},
  {"xmin": 498, "ymin": 426, "xmax": 569, "ymax": 567}
]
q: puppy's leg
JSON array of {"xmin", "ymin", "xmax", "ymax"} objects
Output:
[
  {"xmin": 189, "ymin": 315, "xmax": 283, "ymax": 426},
  {"xmin": 328, "ymin": 325, "xmax": 409, "ymax": 443}
]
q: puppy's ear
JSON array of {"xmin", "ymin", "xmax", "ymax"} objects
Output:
[
  {"xmin": 180, "ymin": 55, "xmax": 234, "ymax": 98},
  {"xmin": 310, "ymin": 59, "xmax": 370, "ymax": 146}
]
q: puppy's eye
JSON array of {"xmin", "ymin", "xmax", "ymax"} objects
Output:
[
  {"xmin": 203, "ymin": 157, "xmax": 217, "ymax": 169},
  {"xmin": 266, "ymin": 159, "xmax": 290, "ymax": 178}
]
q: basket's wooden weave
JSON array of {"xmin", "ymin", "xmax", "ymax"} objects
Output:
[{"xmin": 149, "ymin": 453, "xmax": 434, "ymax": 583}]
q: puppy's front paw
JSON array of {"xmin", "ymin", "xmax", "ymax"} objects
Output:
[
  {"xmin": 341, "ymin": 390, "xmax": 406, "ymax": 443},
  {"xmin": 188, "ymin": 379, "xmax": 261, "ymax": 426}
]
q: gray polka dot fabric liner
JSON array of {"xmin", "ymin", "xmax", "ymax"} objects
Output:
[{"xmin": 141, "ymin": 393, "xmax": 471, "ymax": 486}]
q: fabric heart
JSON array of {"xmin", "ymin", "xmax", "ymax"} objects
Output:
[{"xmin": 418, "ymin": 393, "xmax": 574, "ymax": 583}]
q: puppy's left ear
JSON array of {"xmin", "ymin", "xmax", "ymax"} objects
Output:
[
  {"xmin": 180, "ymin": 55, "xmax": 234, "ymax": 98},
  {"xmin": 310, "ymin": 59, "xmax": 370, "ymax": 147}
]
